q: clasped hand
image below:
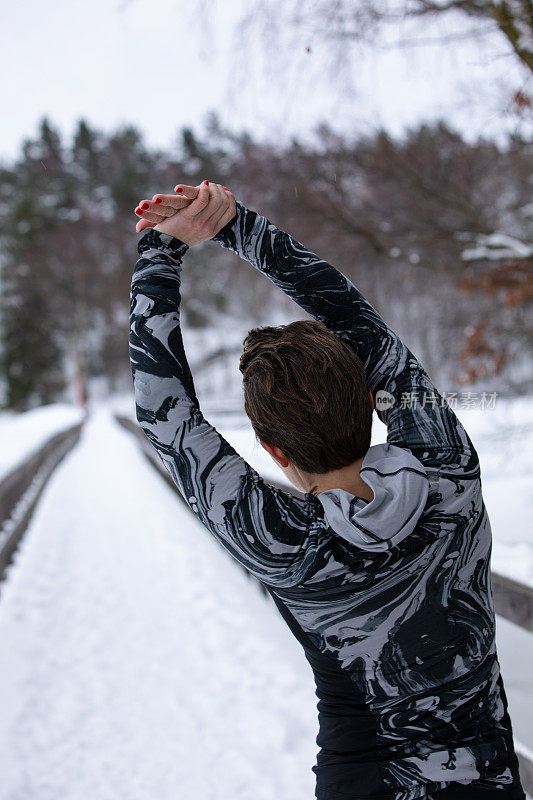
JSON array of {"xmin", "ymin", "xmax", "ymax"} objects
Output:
[{"xmin": 133, "ymin": 180, "xmax": 236, "ymax": 248}]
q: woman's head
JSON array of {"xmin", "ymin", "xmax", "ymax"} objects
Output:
[{"xmin": 239, "ymin": 319, "xmax": 373, "ymax": 475}]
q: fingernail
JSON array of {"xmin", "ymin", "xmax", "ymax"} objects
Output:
[
  {"xmin": 154, "ymin": 197, "xmax": 162, "ymax": 204},
  {"xmin": 175, "ymin": 187, "xmax": 183, "ymax": 193},
  {"xmin": 135, "ymin": 208, "xmax": 142, "ymax": 216},
  {"xmin": 140, "ymin": 202, "xmax": 149, "ymax": 210},
  {"xmin": 203, "ymin": 180, "xmax": 209, "ymax": 185},
  {"xmin": 223, "ymin": 187, "xmax": 229, "ymax": 191}
]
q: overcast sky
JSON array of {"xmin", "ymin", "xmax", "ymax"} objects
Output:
[{"xmin": 1, "ymin": 0, "xmax": 530, "ymax": 162}]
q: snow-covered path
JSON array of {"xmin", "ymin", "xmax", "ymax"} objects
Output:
[
  {"xmin": 0, "ymin": 408, "xmax": 531, "ymax": 800},
  {"xmin": 0, "ymin": 409, "xmax": 317, "ymax": 800}
]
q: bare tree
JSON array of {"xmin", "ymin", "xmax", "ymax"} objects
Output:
[
  {"xmin": 228, "ymin": 0, "xmax": 533, "ymax": 72},
  {"xmin": 409, "ymin": 0, "xmax": 533, "ymax": 71},
  {"xmin": 175, "ymin": 0, "xmax": 532, "ymax": 134}
]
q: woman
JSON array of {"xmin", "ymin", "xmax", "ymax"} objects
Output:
[{"xmin": 129, "ymin": 180, "xmax": 526, "ymax": 800}]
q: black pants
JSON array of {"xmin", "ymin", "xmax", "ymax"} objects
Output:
[
  {"xmin": 428, "ymin": 781, "xmax": 526, "ymax": 800},
  {"xmin": 315, "ymin": 786, "xmax": 527, "ymax": 800}
]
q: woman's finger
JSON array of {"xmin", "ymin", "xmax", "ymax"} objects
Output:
[
  {"xmin": 137, "ymin": 198, "xmax": 188, "ymax": 218},
  {"xmin": 174, "ymin": 183, "xmax": 201, "ymax": 199},
  {"xmin": 202, "ymin": 183, "xmax": 235, "ymax": 234},
  {"xmin": 136, "ymin": 218, "xmax": 157, "ymax": 233},
  {"xmin": 192, "ymin": 182, "xmax": 224, "ymax": 224},
  {"xmin": 134, "ymin": 206, "xmax": 166, "ymax": 224},
  {"xmin": 180, "ymin": 180, "xmax": 213, "ymax": 221},
  {"xmin": 203, "ymin": 183, "xmax": 230, "ymax": 229},
  {"xmin": 151, "ymin": 194, "xmax": 193, "ymax": 214}
]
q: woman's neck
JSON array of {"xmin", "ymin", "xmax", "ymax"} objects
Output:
[{"xmin": 306, "ymin": 455, "xmax": 375, "ymax": 502}]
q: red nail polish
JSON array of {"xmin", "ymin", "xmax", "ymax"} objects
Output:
[
  {"xmin": 140, "ymin": 202, "xmax": 149, "ymax": 210},
  {"xmin": 176, "ymin": 187, "xmax": 183, "ymax": 193},
  {"xmin": 135, "ymin": 208, "xmax": 142, "ymax": 215},
  {"xmin": 204, "ymin": 180, "xmax": 209, "ymax": 185},
  {"xmin": 223, "ymin": 187, "xmax": 229, "ymax": 191},
  {"xmin": 154, "ymin": 197, "xmax": 162, "ymax": 204}
]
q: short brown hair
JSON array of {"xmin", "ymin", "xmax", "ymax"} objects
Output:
[{"xmin": 239, "ymin": 320, "xmax": 372, "ymax": 474}]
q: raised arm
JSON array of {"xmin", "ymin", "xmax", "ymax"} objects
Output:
[
  {"xmin": 129, "ymin": 225, "xmax": 321, "ymax": 588},
  {"xmin": 212, "ymin": 200, "xmax": 477, "ymax": 464}
]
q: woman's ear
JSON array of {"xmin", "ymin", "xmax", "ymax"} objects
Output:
[
  {"xmin": 368, "ymin": 389, "xmax": 375, "ymax": 412},
  {"xmin": 259, "ymin": 440, "xmax": 290, "ymax": 468}
]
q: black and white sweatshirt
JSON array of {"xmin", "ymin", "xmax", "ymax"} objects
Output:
[{"xmin": 129, "ymin": 200, "xmax": 524, "ymax": 800}]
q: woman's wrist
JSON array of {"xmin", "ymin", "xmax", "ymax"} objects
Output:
[
  {"xmin": 212, "ymin": 204, "xmax": 240, "ymax": 242},
  {"xmin": 137, "ymin": 227, "xmax": 190, "ymax": 258}
]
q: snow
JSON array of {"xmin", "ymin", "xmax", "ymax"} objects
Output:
[
  {"xmin": 455, "ymin": 397, "xmax": 533, "ymax": 587},
  {"xmin": 460, "ymin": 232, "xmax": 533, "ymax": 262},
  {"xmin": 496, "ymin": 615, "xmax": 533, "ymax": 768},
  {"xmin": 0, "ymin": 403, "xmax": 85, "ymax": 483}
]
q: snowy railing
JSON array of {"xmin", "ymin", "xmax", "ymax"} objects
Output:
[
  {"xmin": 0, "ymin": 421, "xmax": 84, "ymax": 584},
  {"xmin": 491, "ymin": 573, "xmax": 533, "ymax": 633}
]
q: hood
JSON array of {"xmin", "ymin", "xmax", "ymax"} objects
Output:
[{"xmin": 316, "ymin": 442, "xmax": 429, "ymax": 552}]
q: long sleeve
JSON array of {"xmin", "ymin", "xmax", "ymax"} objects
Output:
[
  {"xmin": 129, "ymin": 228, "xmax": 321, "ymax": 588},
  {"xmin": 213, "ymin": 201, "xmax": 477, "ymax": 465}
]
